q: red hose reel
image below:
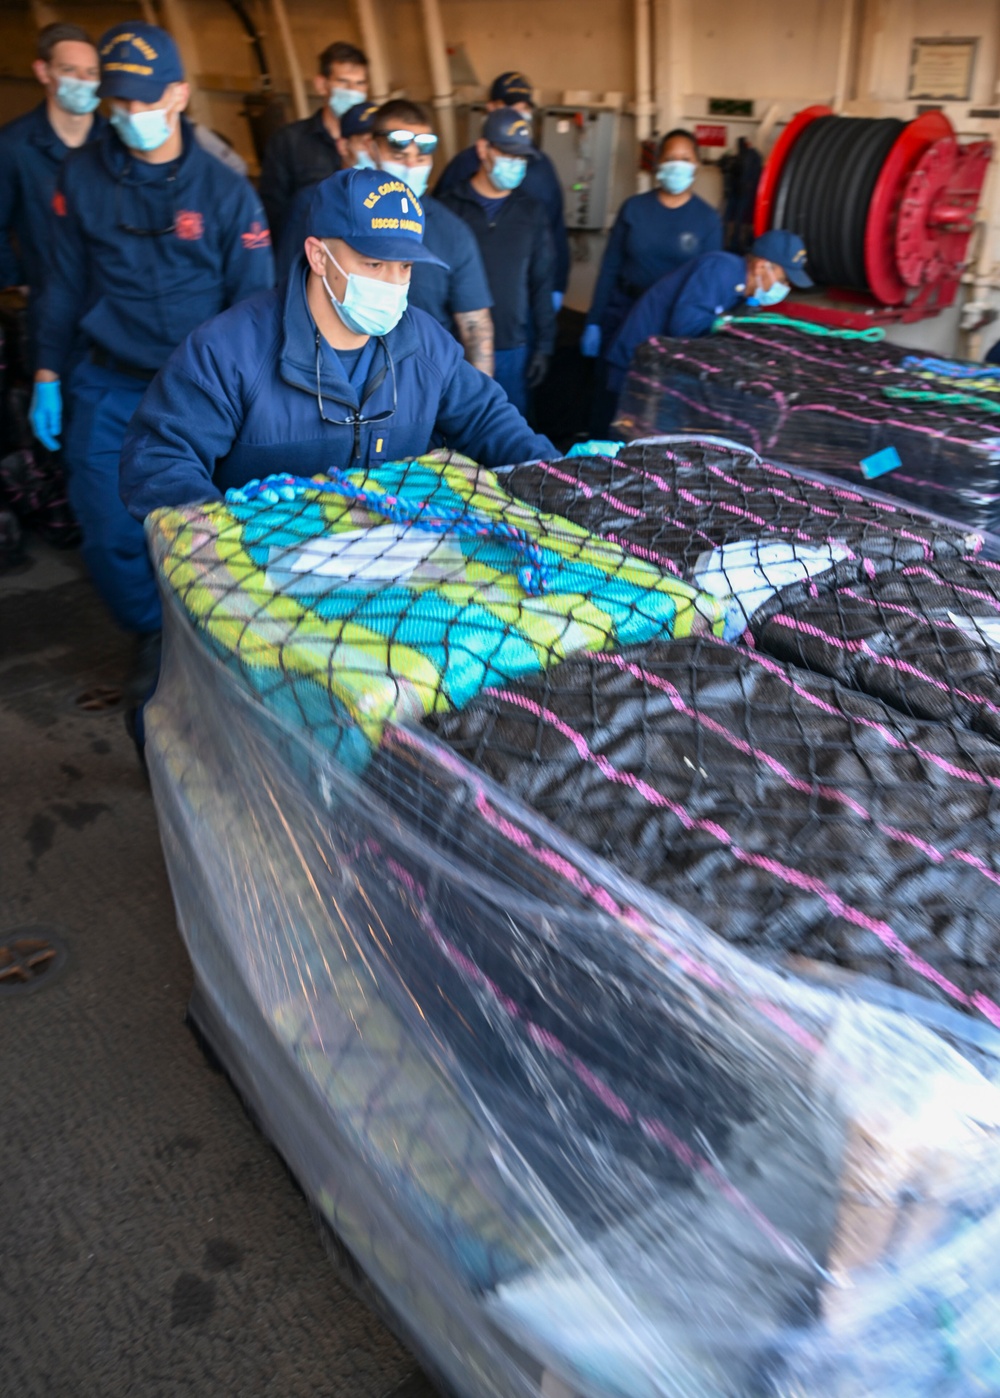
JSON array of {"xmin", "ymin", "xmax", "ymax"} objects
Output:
[{"xmin": 754, "ymin": 106, "xmax": 992, "ymax": 326}]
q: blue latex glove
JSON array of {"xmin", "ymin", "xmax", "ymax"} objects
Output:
[
  {"xmin": 552, "ymin": 291, "xmax": 564, "ymax": 313},
  {"xmin": 566, "ymin": 439, "xmax": 625, "ymax": 459},
  {"xmin": 30, "ymin": 379, "xmax": 62, "ymax": 451},
  {"xmin": 580, "ymin": 324, "xmax": 602, "ymax": 358}
]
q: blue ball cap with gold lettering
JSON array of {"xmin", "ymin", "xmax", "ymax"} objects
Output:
[
  {"xmin": 307, "ymin": 168, "xmax": 448, "ymax": 266},
  {"xmin": 482, "ymin": 108, "xmax": 540, "ymax": 160},
  {"xmin": 489, "ymin": 71, "xmax": 535, "ymax": 106},
  {"xmin": 751, "ymin": 229, "xmax": 814, "ymax": 288},
  {"xmin": 98, "ymin": 22, "xmax": 184, "ymax": 102}
]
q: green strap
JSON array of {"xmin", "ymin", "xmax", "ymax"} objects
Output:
[
  {"xmin": 715, "ymin": 313, "xmax": 886, "ymax": 342},
  {"xmin": 882, "ymin": 384, "xmax": 1000, "ymax": 415}
]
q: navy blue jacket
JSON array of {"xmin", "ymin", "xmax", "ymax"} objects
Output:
[
  {"xmin": 606, "ymin": 251, "xmax": 747, "ymax": 392},
  {"xmin": 36, "ymin": 119, "xmax": 274, "ymax": 376},
  {"xmin": 438, "ymin": 180, "xmax": 555, "ymax": 354},
  {"xmin": 275, "ymin": 190, "xmax": 493, "ymax": 333},
  {"xmin": 0, "ymin": 101, "xmax": 106, "ymax": 293},
  {"xmin": 435, "ymin": 144, "xmax": 569, "ymax": 294},
  {"xmin": 587, "ymin": 191, "xmax": 723, "ymax": 341},
  {"xmin": 120, "ymin": 267, "xmax": 556, "ymax": 520}
]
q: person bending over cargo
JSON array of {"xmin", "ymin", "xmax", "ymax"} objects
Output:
[
  {"xmin": 604, "ymin": 230, "xmax": 813, "ymax": 400},
  {"xmin": 119, "ymin": 168, "xmax": 556, "ymax": 521}
]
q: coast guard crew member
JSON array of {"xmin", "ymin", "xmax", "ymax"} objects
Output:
[
  {"xmin": 435, "ymin": 71, "xmax": 569, "ymax": 310},
  {"xmin": 30, "ymin": 22, "xmax": 273, "ymax": 679},
  {"xmin": 259, "ymin": 40, "xmax": 368, "ymax": 246},
  {"xmin": 605, "ymin": 230, "xmax": 813, "ymax": 396},
  {"xmin": 0, "ymin": 22, "xmax": 105, "ymax": 369},
  {"xmin": 368, "ymin": 100, "xmax": 494, "ymax": 376},
  {"xmin": 438, "ymin": 109, "xmax": 555, "ymax": 414},
  {"xmin": 581, "ymin": 129, "xmax": 722, "ymax": 359},
  {"xmin": 120, "ymin": 168, "xmax": 556, "ymax": 520}
]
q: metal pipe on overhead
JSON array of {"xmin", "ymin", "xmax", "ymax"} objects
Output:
[
  {"xmin": 418, "ymin": 0, "xmax": 458, "ymax": 161},
  {"xmin": 832, "ymin": 0, "xmax": 860, "ymax": 113},
  {"xmin": 269, "ymin": 0, "xmax": 309, "ymax": 120},
  {"xmin": 351, "ymin": 0, "xmax": 391, "ymax": 105},
  {"xmin": 634, "ymin": 0, "xmax": 654, "ymax": 192}
]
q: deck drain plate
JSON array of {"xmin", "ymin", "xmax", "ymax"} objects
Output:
[{"xmin": 0, "ymin": 926, "xmax": 68, "ymax": 996}]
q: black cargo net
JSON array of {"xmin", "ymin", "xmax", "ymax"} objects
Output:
[{"xmin": 613, "ymin": 321, "xmax": 1000, "ymax": 532}]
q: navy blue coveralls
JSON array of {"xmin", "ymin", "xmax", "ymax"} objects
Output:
[
  {"xmin": 0, "ymin": 101, "xmax": 106, "ymax": 367},
  {"xmin": 606, "ymin": 250, "xmax": 748, "ymax": 395},
  {"xmin": 586, "ymin": 190, "xmax": 723, "ymax": 345},
  {"xmin": 119, "ymin": 266, "xmax": 555, "ymax": 519},
  {"xmin": 35, "ymin": 118, "xmax": 274, "ymax": 634}
]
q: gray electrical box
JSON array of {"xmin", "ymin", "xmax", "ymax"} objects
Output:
[{"xmin": 540, "ymin": 108, "xmax": 636, "ymax": 231}]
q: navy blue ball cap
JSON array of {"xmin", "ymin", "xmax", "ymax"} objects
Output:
[
  {"xmin": 98, "ymin": 22, "xmax": 183, "ymax": 102},
  {"xmin": 482, "ymin": 107, "xmax": 539, "ymax": 160},
  {"xmin": 489, "ymin": 71, "xmax": 534, "ymax": 106},
  {"xmin": 340, "ymin": 101, "xmax": 379, "ymax": 140},
  {"xmin": 751, "ymin": 229, "xmax": 814, "ymax": 288},
  {"xmin": 307, "ymin": 168, "xmax": 448, "ymax": 266}
]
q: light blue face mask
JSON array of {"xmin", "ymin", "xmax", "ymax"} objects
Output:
[
  {"xmin": 352, "ymin": 150, "xmax": 377, "ymax": 171},
  {"xmin": 55, "ymin": 76, "xmax": 100, "ymax": 116},
  {"xmin": 746, "ymin": 280, "xmax": 790, "ymax": 308},
  {"xmin": 110, "ymin": 103, "xmax": 172, "ymax": 153},
  {"xmin": 379, "ymin": 159, "xmax": 431, "ymax": 199},
  {"xmin": 323, "ymin": 248, "xmax": 409, "ymax": 338},
  {"xmin": 490, "ymin": 154, "xmax": 527, "ymax": 191},
  {"xmin": 329, "ymin": 88, "xmax": 366, "ymax": 118},
  {"xmin": 656, "ymin": 160, "xmax": 696, "ymax": 196}
]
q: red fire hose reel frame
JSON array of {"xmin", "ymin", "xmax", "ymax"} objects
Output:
[{"xmin": 754, "ymin": 105, "xmax": 992, "ymax": 327}]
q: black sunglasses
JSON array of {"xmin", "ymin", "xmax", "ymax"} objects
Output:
[
  {"xmin": 375, "ymin": 129, "xmax": 438, "ymax": 155},
  {"xmin": 115, "ymin": 172, "xmax": 177, "ymax": 237}
]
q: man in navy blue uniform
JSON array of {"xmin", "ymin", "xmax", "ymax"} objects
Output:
[
  {"xmin": 605, "ymin": 230, "xmax": 813, "ymax": 397},
  {"xmin": 30, "ymin": 22, "xmax": 273, "ymax": 682},
  {"xmin": 119, "ymin": 169, "xmax": 555, "ymax": 522},
  {"xmin": 435, "ymin": 71, "xmax": 568, "ymax": 310},
  {"xmin": 0, "ymin": 22, "xmax": 104, "ymax": 369},
  {"xmin": 274, "ymin": 100, "xmax": 495, "ymax": 377},
  {"xmin": 438, "ymin": 109, "xmax": 555, "ymax": 415}
]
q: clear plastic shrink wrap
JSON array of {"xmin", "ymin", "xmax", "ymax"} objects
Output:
[
  {"xmin": 145, "ymin": 451, "xmax": 1000, "ymax": 1398},
  {"xmin": 614, "ymin": 320, "xmax": 1000, "ymax": 532}
]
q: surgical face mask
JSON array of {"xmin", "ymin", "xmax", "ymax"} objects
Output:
[
  {"xmin": 55, "ymin": 76, "xmax": 100, "ymax": 116},
  {"xmin": 657, "ymin": 159, "xmax": 696, "ymax": 196},
  {"xmin": 352, "ymin": 149, "xmax": 377, "ymax": 171},
  {"xmin": 322, "ymin": 247, "xmax": 409, "ymax": 337},
  {"xmin": 329, "ymin": 87, "xmax": 366, "ymax": 118},
  {"xmin": 110, "ymin": 103, "xmax": 173, "ymax": 153},
  {"xmin": 746, "ymin": 279, "xmax": 790, "ymax": 308},
  {"xmin": 490, "ymin": 154, "xmax": 527, "ymax": 191},
  {"xmin": 379, "ymin": 158, "xmax": 431, "ymax": 199}
]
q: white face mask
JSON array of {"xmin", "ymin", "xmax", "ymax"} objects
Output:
[
  {"xmin": 322, "ymin": 247, "xmax": 409, "ymax": 337},
  {"xmin": 378, "ymin": 158, "xmax": 431, "ymax": 199},
  {"xmin": 329, "ymin": 87, "xmax": 366, "ymax": 118},
  {"xmin": 110, "ymin": 101, "xmax": 174, "ymax": 153}
]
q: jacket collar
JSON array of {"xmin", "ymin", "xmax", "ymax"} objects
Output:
[
  {"xmin": 278, "ymin": 262, "xmax": 421, "ymax": 405},
  {"xmin": 30, "ymin": 102, "xmax": 106, "ymax": 157},
  {"xmin": 308, "ymin": 106, "xmax": 338, "ymax": 145},
  {"xmin": 100, "ymin": 114, "xmax": 197, "ymax": 183}
]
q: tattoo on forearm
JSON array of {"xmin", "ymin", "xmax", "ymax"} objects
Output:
[{"xmin": 455, "ymin": 309, "xmax": 495, "ymax": 376}]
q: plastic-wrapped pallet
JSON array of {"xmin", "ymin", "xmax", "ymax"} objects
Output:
[
  {"xmin": 613, "ymin": 319, "xmax": 1000, "ymax": 532},
  {"xmin": 144, "ymin": 452, "xmax": 1000, "ymax": 1397}
]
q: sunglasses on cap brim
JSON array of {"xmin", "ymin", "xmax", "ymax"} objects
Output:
[{"xmin": 376, "ymin": 129, "xmax": 439, "ymax": 155}]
